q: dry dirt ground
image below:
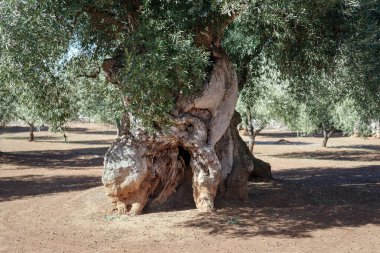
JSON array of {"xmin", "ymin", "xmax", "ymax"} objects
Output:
[{"xmin": 0, "ymin": 123, "xmax": 379, "ymax": 253}]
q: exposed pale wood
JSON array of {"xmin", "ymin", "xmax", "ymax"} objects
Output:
[{"xmin": 102, "ymin": 56, "xmax": 272, "ymax": 215}]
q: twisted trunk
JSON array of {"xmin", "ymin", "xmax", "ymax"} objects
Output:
[{"xmin": 102, "ymin": 56, "xmax": 272, "ymax": 215}]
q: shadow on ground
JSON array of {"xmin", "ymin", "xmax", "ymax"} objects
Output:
[
  {"xmin": 0, "ymin": 175, "xmax": 101, "ymax": 201},
  {"xmin": 254, "ymin": 140, "xmax": 314, "ymax": 146},
  {"xmin": 273, "ymin": 149, "xmax": 380, "ymax": 162},
  {"xmin": 0, "ymin": 125, "xmax": 116, "ymax": 136},
  {"xmin": 0, "ymin": 126, "xmax": 49, "ymax": 134},
  {"xmin": 42, "ymin": 140, "xmax": 114, "ymax": 145},
  {"xmin": 332, "ymin": 144, "xmax": 380, "ymax": 151},
  {"xmin": 1, "ymin": 137, "xmax": 113, "ymax": 145},
  {"xmin": 66, "ymin": 127, "xmax": 116, "ymax": 135},
  {"xmin": 256, "ymin": 132, "xmax": 299, "ymax": 139},
  {"xmin": 0, "ymin": 147, "xmax": 108, "ymax": 169},
  {"xmin": 178, "ymin": 165, "xmax": 380, "ymax": 238},
  {"xmin": 258, "ymin": 131, "xmax": 345, "ymax": 139},
  {"xmin": 2, "ymin": 136, "xmax": 62, "ymax": 141}
]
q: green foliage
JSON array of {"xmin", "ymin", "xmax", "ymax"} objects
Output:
[
  {"xmin": 237, "ymin": 63, "xmax": 298, "ymax": 130},
  {"xmin": 238, "ymin": 62, "xmax": 365, "ymax": 138},
  {"xmin": 0, "ymin": 85, "xmax": 16, "ymax": 126},
  {"xmin": 76, "ymin": 75, "xmax": 124, "ymax": 124},
  {"xmin": 343, "ymin": 0, "xmax": 380, "ymax": 120},
  {"xmin": 0, "ymin": 76, "xmax": 76, "ymax": 130},
  {"xmin": 119, "ymin": 26, "xmax": 209, "ymax": 127},
  {"xmin": 332, "ymin": 99, "xmax": 360, "ymax": 134},
  {"xmin": 234, "ymin": 0, "xmax": 379, "ymax": 137},
  {"xmin": 0, "ymin": 0, "xmax": 215, "ymax": 129},
  {"xmin": 0, "ymin": 0, "xmax": 77, "ymax": 130},
  {"xmin": 61, "ymin": 54, "xmax": 125, "ymax": 126},
  {"xmin": 224, "ymin": 0, "xmax": 353, "ymax": 88},
  {"xmin": 0, "ymin": 0, "xmax": 378, "ymax": 131},
  {"xmin": 283, "ymin": 71, "xmax": 359, "ymax": 136}
]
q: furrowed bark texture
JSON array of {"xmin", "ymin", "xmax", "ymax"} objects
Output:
[{"xmin": 102, "ymin": 57, "xmax": 272, "ymax": 215}]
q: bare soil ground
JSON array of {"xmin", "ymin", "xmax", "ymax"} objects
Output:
[{"xmin": 0, "ymin": 123, "xmax": 379, "ymax": 253}]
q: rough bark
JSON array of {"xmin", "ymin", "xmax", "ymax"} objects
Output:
[{"xmin": 102, "ymin": 56, "xmax": 272, "ymax": 215}]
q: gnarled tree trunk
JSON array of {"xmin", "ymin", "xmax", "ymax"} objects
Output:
[{"xmin": 102, "ymin": 56, "xmax": 272, "ymax": 215}]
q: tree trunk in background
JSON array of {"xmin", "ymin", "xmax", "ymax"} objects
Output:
[
  {"xmin": 28, "ymin": 123, "xmax": 34, "ymax": 142},
  {"xmin": 322, "ymin": 134, "xmax": 328, "ymax": 147},
  {"xmin": 248, "ymin": 134, "xmax": 256, "ymax": 153},
  {"xmin": 246, "ymin": 109, "xmax": 254, "ymax": 153},
  {"xmin": 248, "ymin": 126, "xmax": 265, "ymax": 153},
  {"xmin": 376, "ymin": 120, "xmax": 380, "ymax": 139},
  {"xmin": 322, "ymin": 128, "xmax": 334, "ymax": 147},
  {"xmin": 352, "ymin": 122, "xmax": 360, "ymax": 137},
  {"xmin": 102, "ymin": 56, "xmax": 272, "ymax": 215}
]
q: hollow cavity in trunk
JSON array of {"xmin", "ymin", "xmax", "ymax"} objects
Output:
[{"xmin": 102, "ymin": 57, "xmax": 272, "ymax": 215}]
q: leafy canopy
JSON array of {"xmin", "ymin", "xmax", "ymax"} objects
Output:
[{"xmin": 0, "ymin": 0, "xmax": 378, "ymax": 128}]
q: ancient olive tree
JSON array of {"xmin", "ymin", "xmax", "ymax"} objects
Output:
[{"xmin": 1, "ymin": 0, "xmax": 360, "ymax": 214}]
